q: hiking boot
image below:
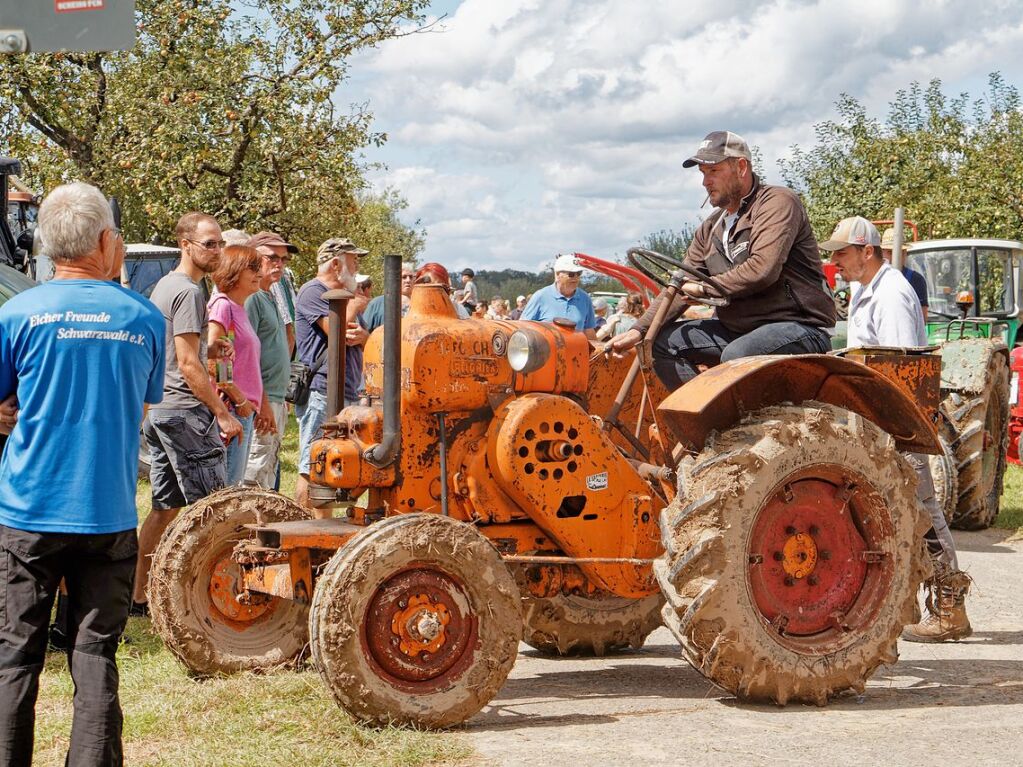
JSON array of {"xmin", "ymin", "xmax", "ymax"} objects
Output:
[{"xmin": 902, "ymin": 570, "xmax": 972, "ymax": 643}]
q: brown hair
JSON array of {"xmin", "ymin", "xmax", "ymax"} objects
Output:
[
  {"xmin": 175, "ymin": 211, "xmax": 219, "ymax": 243},
  {"xmin": 623, "ymin": 292, "xmax": 645, "ymax": 317},
  {"xmin": 212, "ymin": 244, "xmax": 261, "ymax": 292}
]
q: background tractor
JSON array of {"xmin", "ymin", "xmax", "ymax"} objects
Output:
[
  {"xmin": 149, "ymin": 253, "xmax": 940, "ymax": 728},
  {"xmin": 902, "ymin": 237, "xmax": 1019, "ymax": 530}
]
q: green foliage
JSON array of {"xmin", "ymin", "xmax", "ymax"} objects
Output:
[
  {"xmin": 779, "ymin": 73, "xmax": 1023, "ymax": 243},
  {"xmin": 0, "ymin": 0, "xmax": 428, "ymax": 268},
  {"xmin": 642, "ymin": 226, "xmax": 696, "ymax": 262}
]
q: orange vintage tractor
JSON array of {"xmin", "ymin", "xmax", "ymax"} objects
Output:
[{"xmin": 149, "ymin": 252, "xmax": 940, "ymax": 728}]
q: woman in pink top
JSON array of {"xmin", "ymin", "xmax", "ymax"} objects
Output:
[{"xmin": 208, "ymin": 244, "xmax": 264, "ymax": 484}]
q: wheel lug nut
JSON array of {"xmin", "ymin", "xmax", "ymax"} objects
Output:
[
  {"xmin": 773, "ymin": 551, "xmax": 784, "ymax": 561},
  {"xmin": 785, "ymin": 526, "xmax": 797, "ymax": 535},
  {"xmin": 784, "ymin": 576, "xmax": 795, "ymax": 586},
  {"xmin": 809, "ymin": 525, "xmax": 820, "ymax": 536},
  {"xmin": 820, "ymin": 551, "xmax": 831, "ymax": 561},
  {"xmin": 808, "ymin": 575, "xmax": 819, "ymax": 586},
  {"xmin": 398, "ymin": 599, "xmax": 407, "ymax": 609}
]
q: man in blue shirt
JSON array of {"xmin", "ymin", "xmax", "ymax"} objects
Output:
[
  {"xmin": 0, "ymin": 182, "xmax": 165, "ymax": 764},
  {"xmin": 294, "ymin": 238, "xmax": 369, "ymax": 515},
  {"xmin": 519, "ymin": 254, "xmax": 598, "ymax": 338}
]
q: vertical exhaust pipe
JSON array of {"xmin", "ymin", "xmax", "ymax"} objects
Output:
[
  {"xmin": 323, "ymin": 288, "xmax": 353, "ymax": 421},
  {"xmin": 365, "ymin": 254, "xmax": 401, "ymax": 467}
]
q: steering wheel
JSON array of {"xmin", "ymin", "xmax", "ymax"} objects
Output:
[{"xmin": 626, "ymin": 247, "xmax": 729, "ymax": 304}]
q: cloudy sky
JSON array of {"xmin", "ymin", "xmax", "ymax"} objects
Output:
[{"xmin": 343, "ymin": 0, "xmax": 1023, "ymax": 273}]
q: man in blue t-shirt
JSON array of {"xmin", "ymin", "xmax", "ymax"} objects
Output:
[
  {"xmin": 294, "ymin": 238, "xmax": 369, "ymax": 514},
  {"xmin": 519, "ymin": 254, "xmax": 598, "ymax": 338},
  {"xmin": 0, "ymin": 182, "xmax": 165, "ymax": 764}
]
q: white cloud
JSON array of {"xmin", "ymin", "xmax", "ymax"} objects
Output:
[{"xmin": 348, "ymin": 0, "xmax": 1023, "ymax": 273}]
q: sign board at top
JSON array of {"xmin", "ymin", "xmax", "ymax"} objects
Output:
[{"xmin": 0, "ymin": 0, "xmax": 135, "ymax": 52}]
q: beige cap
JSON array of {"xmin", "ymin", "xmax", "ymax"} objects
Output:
[
  {"xmin": 819, "ymin": 216, "xmax": 881, "ymax": 251},
  {"xmin": 317, "ymin": 237, "xmax": 369, "ymax": 264},
  {"xmin": 682, "ymin": 131, "xmax": 752, "ymax": 168},
  {"xmin": 880, "ymin": 227, "xmax": 908, "ymax": 251}
]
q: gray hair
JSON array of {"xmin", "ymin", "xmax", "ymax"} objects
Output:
[
  {"xmin": 38, "ymin": 182, "xmax": 114, "ymax": 262},
  {"xmin": 222, "ymin": 228, "xmax": 250, "ymax": 247},
  {"xmin": 402, "ymin": 261, "xmax": 416, "ymax": 273}
]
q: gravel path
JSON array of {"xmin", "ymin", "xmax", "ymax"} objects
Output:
[{"xmin": 464, "ymin": 528, "xmax": 1023, "ymax": 767}]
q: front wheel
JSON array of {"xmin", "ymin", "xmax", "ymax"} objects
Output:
[
  {"xmin": 309, "ymin": 514, "xmax": 522, "ymax": 728},
  {"xmin": 521, "ymin": 591, "xmax": 663, "ymax": 656},
  {"xmin": 148, "ymin": 487, "xmax": 312, "ymax": 676},
  {"xmin": 656, "ymin": 403, "xmax": 928, "ymax": 705}
]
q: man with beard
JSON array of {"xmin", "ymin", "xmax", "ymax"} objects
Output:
[
  {"xmin": 243, "ymin": 237, "xmax": 293, "ymax": 488},
  {"xmin": 134, "ymin": 212, "xmax": 243, "ymax": 615},
  {"xmin": 294, "ymin": 238, "xmax": 369, "ymax": 513},
  {"xmin": 608, "ymin": 131, "xmax": 835, "ymax": 390}
]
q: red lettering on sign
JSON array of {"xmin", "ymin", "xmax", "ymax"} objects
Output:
[{"xmin": 55, "ymin": 0, "xmax": 105, "ymax": 13}]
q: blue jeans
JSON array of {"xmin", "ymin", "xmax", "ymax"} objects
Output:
[
  {"xmin": 296, "ymin": 390, "xmax": 329, "ymax": 476},
  {"xmin": 652, "ymin": 318, "xmax": 833, "ymax": 390},
  {"xmin": 225, "ymin": 412, "xmax": 255, "ymax": 485}
]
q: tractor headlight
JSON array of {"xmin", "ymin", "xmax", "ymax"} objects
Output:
[{"xmin": 507, "ymin": 328, "xmax": 550, "ymax": 374}]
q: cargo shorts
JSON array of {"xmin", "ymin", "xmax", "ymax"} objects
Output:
[{"xmin": 143, "ymin": 406, "xmax": 227, "ymax": 510}]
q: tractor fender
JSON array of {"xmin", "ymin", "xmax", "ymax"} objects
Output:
[
  {"xmin": 657, "ymin": 354, "xmax": 941, "ymax": 455},
  {"xmin": 939, "ymin": 338, "xmax": 1009, "ymax": 394}
]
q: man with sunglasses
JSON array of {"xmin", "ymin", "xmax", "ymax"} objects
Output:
[
  {"xmin": 608, "ymin": 131, "xmax": 835, "ymax": 389},
  {"xmin": 135, "ymin": 212, "xmax": 243, "ymax": 615},
  {"xmin": 520, "ymin": 254, "xmax": 599, "ymax": 339}
]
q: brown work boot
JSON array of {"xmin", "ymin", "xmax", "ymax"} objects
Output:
[{"xmin": 902, "ymin": 570, "xmax": 972, "ymax": 643}]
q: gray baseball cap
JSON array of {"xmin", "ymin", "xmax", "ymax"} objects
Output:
[
  {"xmin": 819, "ymin": 217, "xmax": 881, "ymax": 251},
  {"xmin": 683, "ymin": 131, "xmax": 753, "ymax": 168}
]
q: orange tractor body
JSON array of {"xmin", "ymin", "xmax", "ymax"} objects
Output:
[{"xmin": 149, "ymin": 253, "xmax": 942, "ymax": 729}]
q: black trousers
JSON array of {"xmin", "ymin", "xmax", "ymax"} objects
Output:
[{"xmin": 0, "ymin": 525, "xmax": 137, "ymax": 767}]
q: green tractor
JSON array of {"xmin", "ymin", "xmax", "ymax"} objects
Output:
[{"xmin": 903, "ymin": 237, "xmax": 1020, "ymax": 530}]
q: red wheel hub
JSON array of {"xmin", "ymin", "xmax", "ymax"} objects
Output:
[
  {"xmin": 208, "ymin": 551, "xmax": 275, "ymax": 629},
  {"xmin": 747, "ymin": 469, "xmax": 893, "ymax": 646},
  {"xmin": 362, "ymin": 566, "xmax": 478, "ymax": 693}
]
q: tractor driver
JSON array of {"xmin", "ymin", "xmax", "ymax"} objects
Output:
[{"xmin": 607, "ymin": 131, "xmax": 836, "ymax": 389}]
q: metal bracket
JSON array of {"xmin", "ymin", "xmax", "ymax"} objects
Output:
[{"xmin": 0, "ymin": 31, "xmax": 28, "ymax": 54}]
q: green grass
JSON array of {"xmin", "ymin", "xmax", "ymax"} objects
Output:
[
  {"xmin": 998, "ymin": 463, "xmax": 1023, "ymax": 537},
  {"xmin": 34, "ymin": 415, "xmax": 471, "ymax": 767}
]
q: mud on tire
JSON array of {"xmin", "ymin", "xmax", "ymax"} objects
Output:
[
  {"xmin": 929, "ymin": 411, "xmax": 959, "ymax": 524},
  {"xmin": 148, "ymin": 487, "xmax": 312, "ymax": 676},
  {"xmin": 655, "ymin": 403, "xmax": 929, "ymax": 705},
  {"xmin": 521, "ymin": 591, "xmax": 663, "ymax": 656},
  {"xmin": 309, "ymin": 514, "xmax": 522, "ymax": 728},
  {"xmin": 943, "ymin": 352, "xmax": 1009, "ymax": 530}
]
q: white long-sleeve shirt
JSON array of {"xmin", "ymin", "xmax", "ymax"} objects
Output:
[{"xmin": 847, "ymin": 262, "xmax": 927, "ymax": 347}]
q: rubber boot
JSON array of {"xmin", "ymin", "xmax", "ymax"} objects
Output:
[{"xmin": 902, "ymin": 570, "xmax": 972, "ymax": 643}]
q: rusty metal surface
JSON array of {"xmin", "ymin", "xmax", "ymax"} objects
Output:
[
  {"xmin": 844, "ymin": 349, "xmax": 941, "ymax": 424},
  {"xmin": 586, "ymin": 349, "xmax": 670, "ymax": 460},
  {"xmin": 246, "ymin": 518, "xmax": 364, "ymax": 550},
  {"xmin": 657, "ymin": 354, "xmax": 941, "ymax": 454},
  {"xmin": 361, "ymin": 566, "xmax": 478, "ymax": 693},
  {"xmin": 241, "ymin": 563, "xmax": 296, "ymax": 601},
  {"xmin": 488, "ymin": 393, "xmax": 662, "ymax": 598}
]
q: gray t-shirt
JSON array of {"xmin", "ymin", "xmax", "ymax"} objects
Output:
[
  {"xmin": 245, "ymin": 289, "xmax": 291, "ymax": 402},
  {"xmin": 149, "ymin": 271, "xmax": 208, "ymax": 410}
]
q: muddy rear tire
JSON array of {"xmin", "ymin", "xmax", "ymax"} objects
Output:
[
  {"xmin": 309, "ymin": 514, "xmax": 522, "ymax": 728},
  {"xmin": 944, "ymin": 352, "xmax": 1009, "ymax": 530},
  {"xmin": 521, "ymin": 591, "xmax": 663, "ymax": 656},
  {"xmin": 148, "ymin": 487, "xmax": 312, "ymax": 676},
  {"xmin": 656, "ymin": 403, "xmax": 928, "ymax": 705}
]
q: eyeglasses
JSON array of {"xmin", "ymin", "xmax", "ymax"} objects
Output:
[
  {"xmin": 187, "ymin": 238, "xmax": 226, "ymax": 251},
  {"xmin": 262, "ymin": 254, "xmax": 285, "ymax": 263}
]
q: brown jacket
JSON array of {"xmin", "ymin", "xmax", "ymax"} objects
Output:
[{"xmin": 636, "ymin": 175, "xmax": 836, "ymax": 335}]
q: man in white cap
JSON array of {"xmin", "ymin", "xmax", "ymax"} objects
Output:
[
  {"xmin": 510, "ymin": 295, "xmax": 527, "ymax": 320},
  {"xmin": 821, "ymin": 215, "xmax": 971, "ymax": 643},
  {"xmin": 519, "ymin": 254, "xmax": 598, "ymax": 338},
  {"xmin": 608, "ymin": 130, "xmax": 835, "ymax": 387}
]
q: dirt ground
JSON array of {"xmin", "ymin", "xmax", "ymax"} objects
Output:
[{"xmin": 463, "ymin": 528, "xmax": 1023, "ymax": 767}]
